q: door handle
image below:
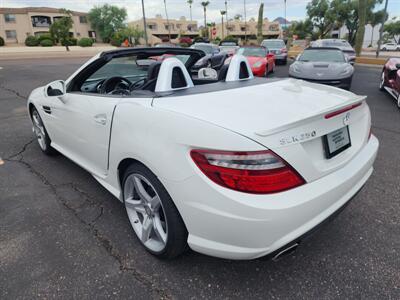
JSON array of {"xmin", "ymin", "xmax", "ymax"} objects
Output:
[{"xmin": 94, "ymin": 113, "xmax": 107, "ymax": 125}]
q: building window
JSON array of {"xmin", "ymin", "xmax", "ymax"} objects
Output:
[
  {"xmin": 165, "ymin": 24, "xmax": 174, "ymax": 30},
  {"xmin": 77, "ymin": 32, "xmax": 81, "ymax": 37},
  {"xmin": 6, "ymin": 30, "xmax": 17, "ymax": 39},
  {"xmin": 4, "ymin": 14, "xmax": 16, "ymax": 23},
  {"xmin": 88, "ymin": 31, "xmax": 96, "ymax": 39},
  {"xmin": 31, "ymin": 16, "xmax": 52, "ymax": 27},
  {"xmin": 79, "ymin": 16, "xmax": 87, "ymax": 23},
  {"xmin": 147, "ymin": 24, "xmax": 157, "ymax": 30}
]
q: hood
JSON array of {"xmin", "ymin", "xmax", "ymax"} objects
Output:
[
  {"xmin": 289, "ymin": 61, "xmax": 353, "ymax": 79},
  {"xmin": 153, "ymin": 79, "xmax": 362, "ymax": 141}
]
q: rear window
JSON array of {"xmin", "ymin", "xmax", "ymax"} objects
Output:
[
  {"xmin": 299, "ymin": 50, "xmax": 345, "ymax": 63},
  {"xmin": 261, "ymin": 40, "xmax": 285, "ymax": 49}
]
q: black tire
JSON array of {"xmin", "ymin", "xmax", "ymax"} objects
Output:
[
  {"xmin": 122, "ymin": 163, "xmax": 188, "ymax": 259},
  {"xmin": 31, "ymin": 107, "xmax": 57, "ymax": 155},
  {"xmin": 264, "ymin": 64, "xmax": 269, "ymax": 77}
]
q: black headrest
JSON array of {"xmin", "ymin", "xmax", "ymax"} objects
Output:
[
  {"xmin": 218, "ymin": 64, "xmax": 229, "ymax": 81},
  {"xmin": 147, "ymin": 62, "xmax": 162, "ymax": 81}
]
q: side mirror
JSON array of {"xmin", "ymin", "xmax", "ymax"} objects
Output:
[{"xmin": 46, "ymin": 80, "xmax": 66, "ymax": 97}]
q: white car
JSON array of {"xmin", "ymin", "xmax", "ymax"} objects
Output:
[
  {"xmin": 380, "ymin": 43, "xmax": 400, "ymax": 51},
  {"xmin": 28, "ymin": 47, "xmax": 379, "ymax": 260}
]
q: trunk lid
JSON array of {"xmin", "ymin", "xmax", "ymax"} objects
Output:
[{"xmin": 153, "ymin": 79, "xmax": 370, "ymax": 182}]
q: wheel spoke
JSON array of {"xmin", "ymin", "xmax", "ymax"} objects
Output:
[
  {"xmin": 150, "ymin": 195, "xmax": 161, "ymax": 211},
  {"xmin": 141, "ymin": 216, "xmax": 153, "ymax": 243},
  {"xmin": 125, "ymin": 197, "xmax": 145, "ymax": 214},
  {"xmin": 133, "ymin": 177, "xmax": 152, "ymax": 202},
  {"xmin": 153, "ymin": 215, "xmax": 167, "ymax": 244}
]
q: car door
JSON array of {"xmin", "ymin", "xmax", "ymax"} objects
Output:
[
  {"xmin": 45, "ymin": 55, "xmax": 149, "ymax": 176},
  {"xmin": 48, "ymin": 92, "xmax": 120, "ymax": 176}
]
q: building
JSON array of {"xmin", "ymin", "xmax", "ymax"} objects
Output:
[
  {"xmin": 0, "ymin": 7, "xmax": 96, "ymax": 45},
  {"xmin": 130, "ymin": 15, "xmax": 199, "ymax": 45},
  {"xmin": 214, "ymin": 18, "xmax": 282, "ymax": 43}
]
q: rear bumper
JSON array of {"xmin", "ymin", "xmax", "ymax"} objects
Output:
[
  {"xmin": 274, "ymin": 53, "xmax": 287, "ymax": 62},
  {"xmin": 164, "ymin": 135, "xmax": 379, "ymax": 260}
]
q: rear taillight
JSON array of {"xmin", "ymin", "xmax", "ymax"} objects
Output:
[{"xmin": 190, "ymin": 149, "xmax": 305, "ymax": 194}]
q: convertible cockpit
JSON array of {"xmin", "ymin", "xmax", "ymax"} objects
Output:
[{"xmin": 68, "ymin": 47, "xmax": 253, "ymax": 96}]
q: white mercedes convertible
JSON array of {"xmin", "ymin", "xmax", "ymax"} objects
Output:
[{"xmin": 28, "ymin": 48, "xmax": 379, "ymax": 260}]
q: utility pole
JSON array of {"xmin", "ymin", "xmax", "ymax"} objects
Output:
[
  {"xmin": 225, "ymin": 1, "xmax": 229, "ymax": 35},
  {"xmin": 244, "ymin": 0, "xmax": 247, "ymax": 44},
  {"xmin": 284, "ymin": 0, "xmax": 287, "ymax": 39},
  {"xmin": 141, "ymin": 0, "xmax": 148, "ymax": 46},
  {"xmin": 164, "ymin": 0, "xmax": 171, "ymax": 41},
  {"xmin": 376, "ymin": 0, "xmax": 389, "ymax": 58}
]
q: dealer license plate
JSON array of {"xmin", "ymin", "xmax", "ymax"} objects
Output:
[{"xmin": 323, "ymin": 126, "xmax": 351, "ymax": 159}]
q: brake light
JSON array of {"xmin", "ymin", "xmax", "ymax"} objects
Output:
[
  {"xmin": 190, "ymin": 149, "xmax": 305, "ymax": 194},
  {"xmin": 324, "ymin": 102, "xmax": 362, "ymax": 119}
]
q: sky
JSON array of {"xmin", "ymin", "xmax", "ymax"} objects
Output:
[{"xmin": 1, "ymin": 0, "xmax": 400, "ymax": 24}]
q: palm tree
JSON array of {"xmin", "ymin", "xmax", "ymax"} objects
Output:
[
  {"xmin": 220, "ymin": 10, "xmax": 226, "ymax": 39},
  {"xmin": 187, "ymin": 0, "xmax": 193, "ymax": 21},
  {"xmin": 201, "ymin": 1, "xmax": 210, "ymax": 37},
  {"xmin": 164, "ymin": 0, "xmax": 171, "ymax": 41}
]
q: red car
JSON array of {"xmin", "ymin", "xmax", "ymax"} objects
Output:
[
  {"xmin": 237, "ymin": 46, "xmax": 275, "ymax": 77},
  {"xmin": 380, "ymin": 58, "xmax": 400, "ymax": 108}
]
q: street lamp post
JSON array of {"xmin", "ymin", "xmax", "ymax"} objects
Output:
[
  {"xmin": 141, "ymin": 0, "xmax": 148, "ymax": 46},
  {"xmin": 225, "ymin": 1, "xmax": 229, "ymax": 35}
]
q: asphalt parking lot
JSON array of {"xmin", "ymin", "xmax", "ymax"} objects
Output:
[{"xmin": 0, "ymin": 57, "xmax": 399, "ymax": 299}]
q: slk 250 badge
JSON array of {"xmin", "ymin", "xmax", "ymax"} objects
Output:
[{"xmin": 280, "ymin": 130, "xmax": 317, "ymax": 145}]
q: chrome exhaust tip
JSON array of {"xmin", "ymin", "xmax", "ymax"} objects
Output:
[{"xmin": 272, "ymin": 243, "xmax": 299, "ymax": 262}]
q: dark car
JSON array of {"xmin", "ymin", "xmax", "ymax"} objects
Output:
[
  {"xmin": 190, "ymin": 43, "xmax": 229, "ymax": 73},
  {"xmin": 379, "ymin": 58, "xmax": 400, "ymax": 108},
  {"xmin": 289, "ymin": 47, "xmax": 354, "ymax": 90},
  {"xmin": 261, "ymin": 39, "xmax": 287, "ymax": 65},
  {"xmin": 312, "ymin": 39, "xmax": 356, "ymax": 65}
]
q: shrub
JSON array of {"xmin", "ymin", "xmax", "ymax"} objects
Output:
[
  {"xmin": 61, "ymin": 37, "xmax": 77, "ymax": 46},
  {"xmin": 0, "ymin": 36, "xmax": 4, "ymax": 46},
  {"xmin": 222, "ymin": 35, "xmax": 238, "ymax": 44},
  {"xmin": 78, "ymin": 37, "xmax": 93, "ymax": 47},
  {"xmin": 110, "ymin": 31, "xmax": 125, "ymax": 47},
  {"xmin": 38, "ymin": 33, "xmax": 55, "ymax": 44},
  {"xmin": 25, "ymin": 36, "xmax": 40, "ymax": 46},
  {"xmin": 40, "ymin": 39, "xmax": 54, "ymax": 47}
]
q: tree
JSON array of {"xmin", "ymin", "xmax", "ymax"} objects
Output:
[
  {"xmin": 355, "ymin": 0, "xmax": 367, "ymax": 56},
  {"xmin": 384, "ymin": 18, "xmax": 400, "ymax": 44},
  {"xmin": 306, "ymin": 0, "xmax": 334, "ymax": 38},
  {"xmin": 201, "ymin": 2, "xmax": 210, "ymax": 37},
  {"xmin": 257, "ymin": 3, "xmax": 264, "ymax": 44},
  {"xmin": 368, "ymin": 10, "xmax": 386, "ymax": 46},
  {"xmin": 49, "ymin": 9, "xmax": 73, "ymax": 51},
  {"xmin": 187, "ymin": 0, "xmax": 193, "ymax": 21},
  {"xmin": 220, "ymin": 10, "xmax": 226, "ymax": 39},
  {"xmin": 330, "ymin": 0, "xmax": 363, "ymax": 45},
  {"xmin": 288, "ymin": 19, "xmax": 314, "ymax": 39},
  {"xmin": 234, "ymin": 14, "xmax": 242, "ymax": 21},
  {"xmin": 88, "ymin": 4, "xmax": 127, "ymax": 42}
]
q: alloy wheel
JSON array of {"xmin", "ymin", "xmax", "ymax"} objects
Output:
[
  {"xmin": 124, "ymin": 173, "xmax": 168, "ymax": 252},
  {"xmin": 32, "ymin": 110, "xmax": 47, "ymax": 150}
]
